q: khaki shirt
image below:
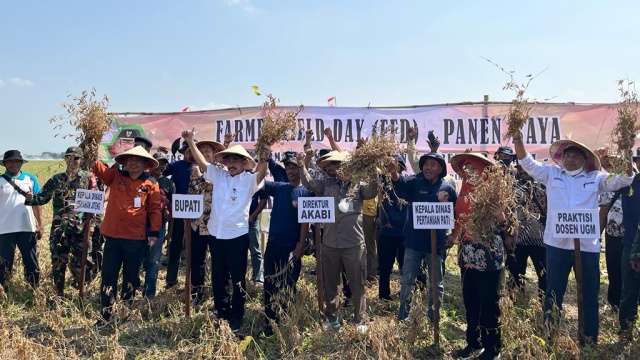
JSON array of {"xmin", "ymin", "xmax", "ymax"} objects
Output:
[{"xmin": 300, "ymin": 166, "xmax": 377, "ymax": 248}]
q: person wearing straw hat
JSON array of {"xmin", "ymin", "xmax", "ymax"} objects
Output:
[
  {"xmin": 0, "ymin": 150, "xmax": 42, "ymax": 296},
  {"xmin": 298, "ymin": 150, "xmax": 377, "ymax": 333},
  {"xmin": 182, "ymin": 128, "xmax": 270, "ymax": 333},
  {"xmin": 510, "ymin": 130, "xmax": 635, "ymax": 344},
  {"xmin": 448, "ymin": 152, "xmax": 511, "ymax": 360},
  {"xmin": 619, "ymin": 146, "xmax": 640, "ymax": 341},
  {"xmin": 92, "ymin": 145, "xmax": 162, "ymax": 326},
  {"xmin": 164, "ymin": 138, "xmax": 225, "ymax": 289},
  {"xmin": 27, "ymin": 146, "xmax": 96, "ymax": 299},
  {"xmin": 391, "ymin": 152, "xmax": 458, "ymax": 324}
]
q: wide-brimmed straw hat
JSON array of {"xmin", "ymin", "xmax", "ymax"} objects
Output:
[
  {"xmin": 115, "ymin": 145, "xmax": 159, "ymax": 169},
  {"xmin": 316, "ymin": 150, "xmax": 340, "ymax": 168},
  {"xmin": 196, "ymin": 140, "xmax": 225, "ymax": 153},
  {"xmin": 319, "ymin": 151, "xmax": 351, "ymax": 167},
  {"xmin": 214, "ymin": 145, "xmax": 256, "ymax": 170},
  {"xmin": 549, "ymin": 139, "xmax": 600, "ymax": 173},
  {"xmin": 0, "ymin": 150, "xmax": 28, "ymax": 166},
  {"xmin": 450, "ymin": 152, "xmax": 493, "ymax": 178}
]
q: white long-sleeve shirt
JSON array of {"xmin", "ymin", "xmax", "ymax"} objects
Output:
[{"xmin": 520, "ymin": 154, "xmax": 634, "ymax": 252}]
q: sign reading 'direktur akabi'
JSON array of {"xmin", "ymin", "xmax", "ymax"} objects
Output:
[{"xmin": 297, "ymin": 197, "xmax": 335, "ymax": 223}]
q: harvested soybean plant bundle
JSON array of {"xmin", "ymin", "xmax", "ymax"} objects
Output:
[
  {"xmin": 50, "ymin": 89, "xmax": 111, "ymax": 166},
  {"xmin": 253, "ymin": 86, "xmax": 303, "ymax": 162},
  {"xmin": 463, "ymin": 164, "xmax": 520, "ymax": 246},
  {"xmin": 608, "ymin": 79, "xmax": 639, "ymax": 174},
  {"xmin": 337, "ymin": 124, "xmax": 405, "ymax": 205}
]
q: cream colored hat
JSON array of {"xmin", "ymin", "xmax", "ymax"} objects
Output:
[
  {"xmin": 315, "ymin": 150, "xmax": 340, "ymax": 169},
  {"xmin": 214, "ymin": 145, "xmax": 256, "ymax": 170},
  {"xmin": 549, "ymin": 139, "xmax": 600, "ymax": 173},
  {"xmin": 319, "ymin": 151, "xmax": 351, "ymax": 167},
  {"xmin": 115, "ymin": 145, "xmax": 159, "ymax": 169}
]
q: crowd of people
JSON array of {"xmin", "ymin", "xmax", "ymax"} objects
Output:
[{"xmin": 0, "ymin": 125, "xmax": 639, "ymax": 360}]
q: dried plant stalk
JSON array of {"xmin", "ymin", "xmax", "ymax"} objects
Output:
[
  {"xmin": 608, "ymin": 79, "xmax": 639, "ymax": 174},
  {"xmin": 255, "ymin": 93, "xmax": 303, "ymax": 161},
  {"xmin": 50, "ymin": 88, "xmax": 111, "ymax": 166},
  {"xmin": 337, "ymin": 124, "xmax": 406, "ymax": 205},
  {"xmin": 463, "ymin": 164, "xmax": 520, "ymax": 246}
]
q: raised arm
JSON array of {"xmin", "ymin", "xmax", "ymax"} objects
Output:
[
  {"xmin": 324, "ymin": 127, "xmax": 342, "ymax": 152},
  {"xmin": 297, "ymin": 152, "xmax": 324, "ymax": 194},
  {"xmin": 406, "ymin": 126, "xmax": 421, "ymax": 173},
  {"xmin": 182, "ymin": 127, "xmax": 209, "ymax": 170},
  {"xmin": 255, "ymin": 143, "xmax": 271, "ymax": 185}
]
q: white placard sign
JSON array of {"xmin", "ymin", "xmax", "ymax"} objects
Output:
[
  {"xmin": 551, "ymin": 209, "xmax": 600, "ymax": 239},
  {"xmin": 74, "ymin": 189, "xmax": 105, "ymax": 214},
  {"xmin": 297, "ymin": 197, "xmax": 335, "ymax": 223},
  {"xmin": 412, "ymin": 202, "xmax": 454, "ymax": 229},
  {"xmin": 172, "ymin": 194, "xmax": 204, "ymax": 219}
]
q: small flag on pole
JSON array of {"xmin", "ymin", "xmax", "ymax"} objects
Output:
[
  {"xmin": 327, "ymin": 96, "xmax": 336, "ymax": 107},
  {"xmin": 182, "ymin": 107, "xmax": 190, "ymax": 112}
]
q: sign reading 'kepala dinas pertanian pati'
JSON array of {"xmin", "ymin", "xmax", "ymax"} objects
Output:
[{"xmin": 412, "ymin": 202, "xmax": 454, "ymax": 229}]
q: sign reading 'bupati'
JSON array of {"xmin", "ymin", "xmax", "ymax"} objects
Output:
[{"xmin": 172, "ymin": 194, "xmax": 204, "ymax": 219}]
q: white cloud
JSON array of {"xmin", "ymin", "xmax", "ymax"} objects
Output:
[
  {"xmin": 189, "ymin": 102, "xmax": 232, "ymax": 111},
  {"xmin": 223, "ymin": 0, "xmax": 256, "ymax": 12},
  {"xmin": 8, "ymin": 78, "xmax": 34, "ymax": 87}
]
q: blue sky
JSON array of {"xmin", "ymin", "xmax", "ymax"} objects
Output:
[{"xmin": 1, "ymin": 0, "xmax": 639, "ymax": 154}]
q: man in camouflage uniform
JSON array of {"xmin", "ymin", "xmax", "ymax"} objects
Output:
[{"xmin": 29, "ymin": 146, "xmax": 95, "ymax": 296}]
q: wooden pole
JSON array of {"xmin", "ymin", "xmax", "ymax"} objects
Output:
[
  {"xmin": 78, "ymin": 213, "xmax": 93, "ymax": 306},
  {"xmin": 185, "ymin": 219, "xmax": 192, "ymax": 317},
  {"xmin": 574, "ymin": 238, "xmax": 585, "ymax": 345},
  {"xmin": 315, "ymin": 224, "xmax": 324, "ymax": 315},
  {"xmin": 430, "ymin": 229, "xmax": 440, "ymax": 346}
]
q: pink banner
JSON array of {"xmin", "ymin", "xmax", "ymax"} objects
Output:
[{"xmin": 101, "ymin": 103, "xmax": 636, "ymax": 173}]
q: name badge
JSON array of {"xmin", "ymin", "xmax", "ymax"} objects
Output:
[{"xmin": 134, "ymin": 197, "xmax": 141, "ymax": 208}]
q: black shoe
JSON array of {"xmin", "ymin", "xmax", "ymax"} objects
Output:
[
  {"xmin": 230, "ymin": 319, "xmax": 242, "ymax": 333},
  {"xmin": 455, "ymin": 346, "xmax": 484, "ymax": 359}
]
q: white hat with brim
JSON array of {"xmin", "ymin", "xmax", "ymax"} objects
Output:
[
  {"xmin": 450, "ymin": 152, "xmax": 494, "ymax": 178},
  {"xmin": 549, "ymin": 139, "xmax": 600, "ymax": 173},
  {"xmin": 315, "ymin": 150, "xmax": 340, "ymax": 169},
  {"xmin": 115, "ymin": 145, "xmax": 159, "ymax": 169},
  {"xmin": 214, "ymin": 145, "xmax": 256, "ymax": 171},
  {"xmin": 319, "ymin": 151, "xmax": 351, "ymax": 167},
  {"xmin": 196, "ymin": 140, "xmax": 226, "ymax": 153}
]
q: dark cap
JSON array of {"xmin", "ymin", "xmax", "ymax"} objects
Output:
[
  {"xmin": 318, "ymin": 149, "xmax": 331, "ymax": 157},
  {"xmin": 65, "ymin": 146, "xmax": 84, "ymax": 157},
  {"xmin": 281, "ymin": 151, "xmax": 298, "ymax": 165},
  {"xmin": 418, "ymin": 152, "xmax": 447, "ymax": 178},
  {"xmin": 393, "ymin": 154, "xmax": 407, "ymax": 172},
  {"xmin": 134, "ymin": 136, "xmax": 153, "ymax": 149},
  {"xmin": 495, "ymin": 146, "xmax": 515, "ymax": 156},
  {"xmin": 179, "ymin": 139, "xmax": 197, "ymax": 154},
  {"xmin": 0, "ymin": 150, "xmax": 27, "ymax": 166},
  {"xmin": 152, "ymin": 152, "xmax": 169, "ymax": 163}
]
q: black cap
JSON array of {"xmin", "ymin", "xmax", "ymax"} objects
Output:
[
  {"xmin": 318, "ymin": 149, "xmax": 331, "ymax": 157},
  {"xmin": 418, "ymin": 152, "xmax": 447, "ymax": 178},
  {"xmin": 152, "ymin": 152, "xmax": 169, "ymax": 163},
  {"xmin": 0, "ymin": 150, "xmax": 27, "ymax": 166},
  {"xmin": 392, "ymin": 154, "xmax": 406, "ymax": 172},
  {"xmin": 134, "ymin": 136, "xmax": 153, "ymax": 149},
  {"xmin": 495, "ymin": 146, "xmax": 515, "ymax": 156},
  {"xmin": 281, "ymin": 151, "xmax": 298, "ymax": 165},
  {"xmin": 179, "ymin": 139, "xmax": 197, "ymax": 154},
  {"xmin": 65, "ymin": 146, "xmax": 84, "ymax": 157}
]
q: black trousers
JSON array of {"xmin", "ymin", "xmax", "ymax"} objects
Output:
[
  {"xmin": 166, "ymin": 219, "xmax": 185, "ymax": 288},
  {"xmin": 100, "ymin": 237, "xmax": 146, "ymax": 320},
  {"xmin": 211, "ymin": 234, "xmax": 250, "ymax": 322},
  {"xmin": 264, "ymin": 244, "xmax": 302, "ymax": 322},
  {"xmin": 506, "ymin": 244, "xmax": 547, "ymax": 297},
  {"xmin": 462, "ymin": 268, "xmax": 502, "ymax": 356},
  {"xmin": 0, "ymin": 232, "xmax": 40, "ymax": 289},
  {"xmin": 377, "ymin": 234, "xmax": 405, "ymax": 299},
  {"xmin": 191, "ymin": 230, "xmax": 214, "ymax": 301},
  {"xmin": 605, "ymin": 233, "xmax": 623, "ymax": 308}
]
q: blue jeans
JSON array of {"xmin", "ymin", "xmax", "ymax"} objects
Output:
[
  {"xmin": 248, "ymin": 220, "xmax": 264, "ymax": 282},
  {"xmin": 398, "ymin": 248, "xmax": 443, "ymax": 321},
  {"xmin": 143, "ymin": 223, "xmax": 166, "ymax": 298},
  {"xmin": 543, "ymin": 245, "xmax": 600, "ymax": 341}
]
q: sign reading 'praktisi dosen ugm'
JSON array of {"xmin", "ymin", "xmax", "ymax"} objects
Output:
[
  {"xmin": 297, "ymin": 197, "xmax": 335, "ymax": 223},
  {"xmin": 551, "ymin": 209, "xmax": 600, "ymax": 239},
  {"xmin": 74, "ymin": 189, "xmax": 105, "ymax": 214},
  {"xmin": 412, "ymin": 202, "xmax": 454, "ymax": 229},
  {"xmin": 172, "ymin": 194, "xmax": 204, "ymax": 219}
]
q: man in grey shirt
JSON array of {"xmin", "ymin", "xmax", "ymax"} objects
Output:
[{"xmin": 298, "ymin": 151, "xmax": 377, "ymax": 333}]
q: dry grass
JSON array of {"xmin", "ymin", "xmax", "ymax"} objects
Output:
[
  {"xmin": 2, "ymin": 161, "xmax": 639, "ymax": 359},
  {"xmin": 608, "ymin": 78, "xmax": 639, "ymax": 174},
  {"xmin": 337, "ymin": 124, "xmax": 405, "ymax": 204},
  {"xmin": 50, "ymin": 88, "xmax": 111, "ymax": 166},
  {"xmin": 253, "ymin": 88, "xmax": 303, "ymax": 161}
]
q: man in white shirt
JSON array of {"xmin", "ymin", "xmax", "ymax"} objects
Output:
[
  {"xmin": 182, "ymin": 129, "xmax": 269, "ymax": 333},
  {"xmin": 0, "ymin": 150, "xmax": 42, "ymax": 295},
  {"xmin": 510, "ymin": 132, "xmax": 635, "ymax": 344}
]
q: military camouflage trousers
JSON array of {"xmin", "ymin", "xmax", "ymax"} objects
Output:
[{"xmin": 49, "ymin": 232, "xmax": 95, "ymax": 296}]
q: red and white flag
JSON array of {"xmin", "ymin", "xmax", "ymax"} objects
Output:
[
  {"xmin": 182, "ymin": 106, "xmax": 190, "ymax": 112},
  {"xmin": 327, "ymin": 97, "xmax": 336, "ymax": 107}
]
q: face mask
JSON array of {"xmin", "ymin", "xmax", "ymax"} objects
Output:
[{"xmin": 564, "ymin": 167, "xmax": 584, "ymax": 177}]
